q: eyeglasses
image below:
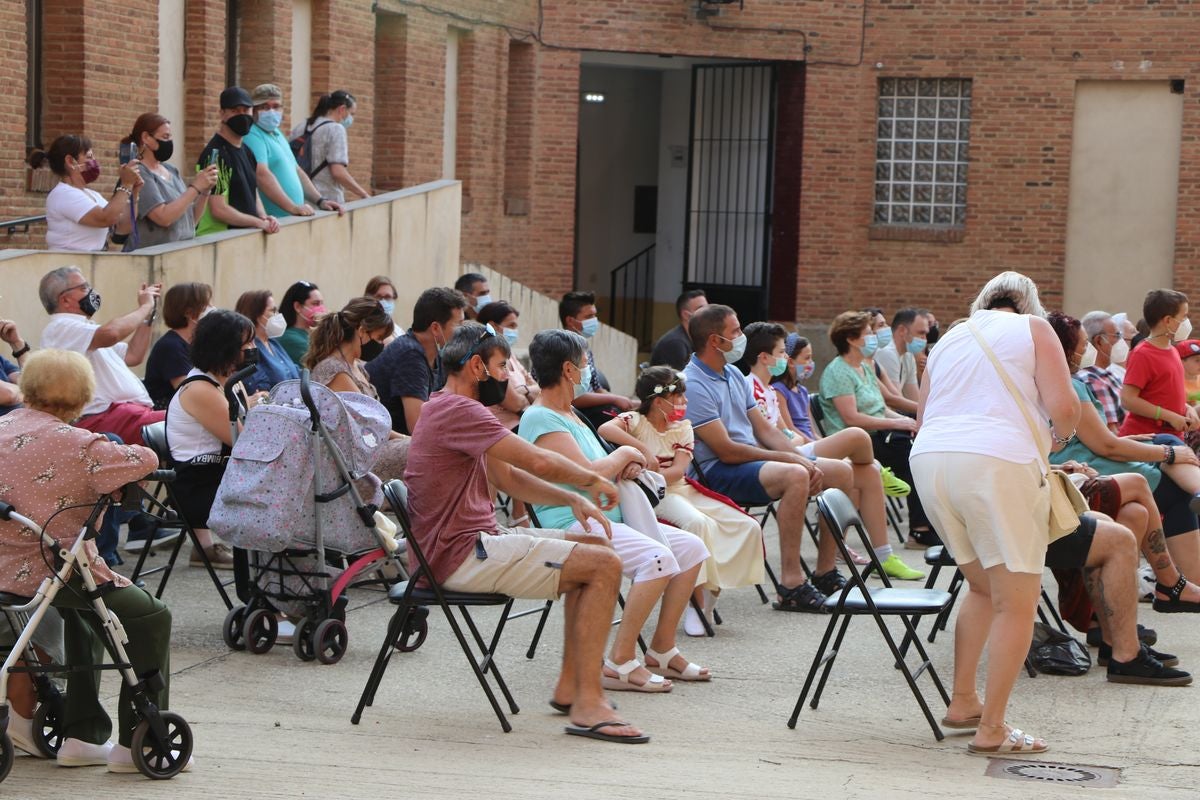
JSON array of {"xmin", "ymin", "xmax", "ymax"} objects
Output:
[
  {"xmin": 457, "ymin": 323, "xmax": 498, "ymax": 366},
  {"xmin": 58, "ymin": 282, "xmax": 89, "ymax": 299}
]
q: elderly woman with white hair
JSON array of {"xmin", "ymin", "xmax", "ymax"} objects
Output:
[{"xmin": 911, "ymin": 271, "xmax": 1081, "ymax": 755}]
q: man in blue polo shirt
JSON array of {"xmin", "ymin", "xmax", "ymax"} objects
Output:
[
  {"xmin": 244, "ymin": 84, "xmax": 344, "ymax": 218},
  {"xmin": 683, "ymin": 304, "xmax": 842, "ymax": 613}
]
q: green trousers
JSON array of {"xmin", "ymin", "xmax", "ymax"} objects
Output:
[{"xmin": 52, "ymin": 579, "xmax": 172, "ymax": 748}]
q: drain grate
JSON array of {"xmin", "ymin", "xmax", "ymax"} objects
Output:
[{"xmin": 984, "ymin": 759, "xmax": 1121, "ymax": 788}]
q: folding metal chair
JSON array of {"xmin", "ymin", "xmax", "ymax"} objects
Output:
[
  {"xmin": 129, "ymin": 422, "xmax": 234, "ymax": 609},
  {"xmin": 353, "ymin": 480, "xmax": 518, "ymax": 732},
  {"xmin": 788, "ymin": 488, "xmax": 952, "ymax": 741}
]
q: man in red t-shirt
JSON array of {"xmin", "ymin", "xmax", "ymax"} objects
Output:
[
  {"xmin": 1119, "ymin": 289, "xmax": 1199, "ymax": 436},
  {"xmin": 404, "ymin": 321, "xmax": 649, "ymax": 744}
]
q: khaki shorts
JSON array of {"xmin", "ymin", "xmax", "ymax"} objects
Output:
[{"xmin": 441, "ymin": 527, "xmax": 579, "ymax": 600}]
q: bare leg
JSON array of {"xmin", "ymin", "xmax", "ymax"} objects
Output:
[
  {"xmin": 1110, "ymin": 473, "xmax": 1200, "ymax": 602},
  {"xmin": 647, "ymin": 562, "xmax": 710, "ymax": 677},
  {"xmin": 944, "ymin": 558, "xmax": 989, "ymax": 723},
  {"xmin": 606, "ymin": 575, "xmax": 671, "ymax": 688},
  {"xmin": 1081, "ymin": 520, "xmax": 1140, "ymax": 663},
  {"xmin": 759, "ymin": 462, "xmax": 811, "ymax": 588}
]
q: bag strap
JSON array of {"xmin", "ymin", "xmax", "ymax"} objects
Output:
[{"xmin": 965, "ymin": 319, "xmax": 1051, "ymax": 472}]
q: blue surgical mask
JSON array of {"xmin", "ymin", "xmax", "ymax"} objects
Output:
[
  {"xmin": 503, "ymin": 327, "xmax": 519, "ymax": 346},
  {"xmin": 341, "ymin": 115, "xmax": 354, "ymax": 129},
  {"xmin": 580, "ymin": 317, "xmax": 600, "ymax": 339},
  {"xmin": 257, "ymin": 110, "xmax": 283, "ymax": 133},
  {"xmin": 860, "ymin": 334, "xmax": 879, "ymax": 358},
  {"xmin": 574, "ymin": 363, "xmax": 593, "ymax": 398},
  {"xmin": 876, "ymin": 327, "xmax": 893, "ymax": 348},
  {"xmin": 380, "ymin": 299, "xmax": 396, "ymax": 317},
  {"xmin": 796, "ymin": 362, "xmax": 815, "ymax": 381},
  {"xmin": 907, "ymin": 338, "xmax": 927, "ymax": 355},
  {"xmin": 722, "ymin": 334, "xmax": 747, "ymax": 364},
  {"xmin": 767, "ymin": 356, "xmax": 788, "ymax": 377},
  {"xmin": 475, "ymin": 294, "xmax": 493, "ymax": 312}
]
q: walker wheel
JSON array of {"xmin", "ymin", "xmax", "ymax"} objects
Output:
[
  {"xmin": 243, "ymin": 609, "xmax": 278, "ymax": 655},
  {"xmin": 32, "ymin": 700, "xmax": 64, "ymax": 757},
  {"xmin": 222, "ymin": 606, "xmax": 247, "ymax": 651},
  {"xmin": 0, "ymin": 731, "xmax": 12, "ymax": 783},
  {"xmin": 394, "ymin": 609, "xmax": 429, "ymax": 653},
  {"xmin": 130, "ymin": 711, "xmax": 193, "ymax": 780},
  {"xmin": 313, "ymin": 618, "xmax": 348, "ymax": 665},
  {"xmin": 292, "ymin": 619, "xmax": 317, "ymax": 662}
]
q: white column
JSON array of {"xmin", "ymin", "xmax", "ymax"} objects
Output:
[
  {"xmin": 291, "ymin": 0, "xmax": 312, "ymax": 127},
  {"xmin": 158, "ymin": 0, "xmax": 186, "ymax": 159}
]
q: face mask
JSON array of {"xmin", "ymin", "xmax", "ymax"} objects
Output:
[
  {"xmin": 668, "ymin": 403, "xmax": 688, "ymax": 423},
  {"xmin": 503, "ymin": 327, "xmax": 519, "ymax": 346},
  {"xmin": 475, "ymin": 294, "xmax": 493, "ymax": 312},
  {"xmin": 341, "ymin": 115, "xmax": 354, "ymax": 129},
  {"xmin": 226, "ymin": 113, "xmax": 254, "ymax": 137},
  {"xmin": 796, "ymin": 362, "xmax": 815, "ymax": 381},
  {"xmin": 302, "ymin": 304, "xmax": 326, "ymax": 325},
  {"xmin": 380, "ymin": 300, "xmax": 396, "ymax": 317},
  {"xmin": 767, "ymin": 356, "xmax": 788, "ymax": 377},
  {"xmin": 79, "ymin": 288, "xmax": 102, "ymax": 317},
  {"xmin": 478, "ymin": 369, "xmax": 509, "ymax": 407},
  {"xmin": 1110, "ymin": 338, "xmax": 1130, "ymax": 365},
  {"xmin": 721, "ymin": 333, "xmax": 747, "ymax": 364},
  {"xmin": 151, "ymin": 138, "xmax": 174, "ymax": 162},
  {"xmin": 79, "ymin": 158, "xmax": 101, "ymax": 184},
  {"xmin": 361, "ymin": 338, "xmax": 384, "ymax": 362},
  {"xmin": 1079, "ymin": 342, "xmax": 1097, "ymax": 370},
  {"xmin": 907, "ymin": 338, "xmax": 927, "ymax": 355},
  {"xmin": 257, "ymin": 110, "xmax": 283, "ymax": 133},
  {"xmin": 434, "ymin": 329, "xmax": 447, "ymax": 356},
  {"xmin": 927, "ymin": 324, "xmax": 941, "ymax": 345},
  {"xmin": 574, "ymin": 363, "xmax": 592, "ymax": 398},
  {"xmin": 265, "ymin": 312, "xmax": 287, "ymax": 338},
  {"xmin": 239, "ymin": 347, "xmax": 260, "ymax": 369},
  {"xmin": 580, "ymin": 317, "xmax": 600, "ymax": 339},
  {"xmin": 860, "ymin": 334, "xmax": 879, "ymax": 358},
  {"xmin": 1174, "ymin": 318, "xmax": 1193, "ymax": 342},
  {"xmin": 876, "ymin": 328, "xmax": 893, "ymax": 349}
]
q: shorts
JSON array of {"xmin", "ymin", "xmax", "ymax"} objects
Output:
[
  {"xmin": 441, "ymin": 527, "xmax": 578, "ymax": 600},
  {"xmin": 568, "ymin": 520, "xmax": 708, "ymax": 584},
  {"xmin": 1044, "ymin": 514, "xmax": 1096, "ymax": 570},
  {"xmin": 77, "ymin": 403, "xmax": 165, "ymax": 447},
  {"xmin": 699, "ymin": 459, "xmax": 773, "ymax": 506},
  {"xmin": 911, "ymin": 451, "xmax": 1051, "ymax": 574}
]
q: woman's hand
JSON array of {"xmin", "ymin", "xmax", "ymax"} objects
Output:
[
  {"xmin": 619, "ymin": 461, "xmax": 643, "ymax": 481},
  {"xmin": 118, "ymin": 160, "xmax": 142, "ymax": 190},
  {"xmin": 192, "ymin": 164, "xmax": 219, "ymax": 193},
  {"xmin": 892, "ymin": 416, "xmax": 918, "ymax": 433},
  {"xmin": 246, "ymin": 390, "xmax": 269, "ymax": 409},
  {"xmin": 615, "ymin": 445, "xmax": 647, "ymax": 469}
]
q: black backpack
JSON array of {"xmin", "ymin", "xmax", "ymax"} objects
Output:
[{"xmin": 289, "ymin": 119, "xmax": 334, "ymax": 177}]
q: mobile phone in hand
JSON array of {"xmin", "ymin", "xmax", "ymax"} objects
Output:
[{"xmin": 119, "ymin": 142, "xmax": 137, "ymax": 165}]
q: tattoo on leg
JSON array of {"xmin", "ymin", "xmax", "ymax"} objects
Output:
[
  {"xmin": 1082, "ymin": 566, "xmax": 1114, "ymax": 619},
  {"xmin": 1145, "ymin": 528, "xmax": 1173, "ymax": 571}
]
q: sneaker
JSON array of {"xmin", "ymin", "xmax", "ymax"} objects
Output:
[
  {"xmin": 683, "ymin": 604, "xmax": 707, "ymax": 637},
  {"xmin": 57, "ymin": 737, "xmax": 113, "ymax": 767},
  {"xmin": 1106, "ymin": 647, "xmax": 1192, "ymax": 686},
  {"xmin": 812, "ymin": 569, "xmax": 847, "ymax": 596},
  {"xmin": 904, "ymin": 528, "xmax": 943, "ymax": 550},
  {"xmin": 880, "ymin": 553, "xmax": 925, "ymax": 581},
  {"xmin": 189, "ymin": 543, "xmax": 235, "ymax": 570},
  {"xmin": 1137, "ymin": 565, "xmax": 1156, "ymax": 603},
  {"xmin": 107, "ymin": 743, "xmax": 194, "ymax": 774},
  {"xmin": 880, "ymin": 467, "xmax": 911, "ymax": 497},
  {"xmin": 1098, "ymin": 641, "xmax": 1178, "ymax": 668},
  {"xmin": 7, "ymin": 710, "xmax": 41, "ymax": 757},
  {"xmin": 1087, "ymin": 623, "xmax": 1157, "ymax": 648},
  {"xmin": 122, "ymin": 523, "xmax": 182, "ymax": 553}
]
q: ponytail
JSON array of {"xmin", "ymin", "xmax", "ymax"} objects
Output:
[
  {"xmin": 305, "ymin": 89, "xmax": 356, "ymax": 128},
  {"xmin": 301, "ymin": 297, "xmax": 393, "ymax": 370}
]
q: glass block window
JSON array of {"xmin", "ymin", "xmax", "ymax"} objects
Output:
[{"xmin": 874, "ymin": 78, "xmax": 971, "ymax": 226}]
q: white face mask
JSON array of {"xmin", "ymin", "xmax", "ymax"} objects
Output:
[
  {"xmin": 1078, "ymin": 342, "xmax": 1097, "ymax": 370},
  {"xmin": 265, "ymin": 312, "xmax": 287, "ymax": 339},
  {"xmin": 1110, "ymin": 338, "xmax": 1130, "ymax": 366},
  {"xmin": 1175, "ymin": 318, "xmax": 1193, "ymax": 342}
]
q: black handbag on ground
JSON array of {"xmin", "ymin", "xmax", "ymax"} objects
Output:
[{"xmin": 1028, "ymin": 621, "xmax": 1091, "ymax": 676}]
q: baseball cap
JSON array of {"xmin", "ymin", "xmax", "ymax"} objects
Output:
[
  {"xmin": 251, "ymin": 84, "xmax": 283, "ymax": 105},
  {"xmin": 219, "ymin": 86, "xmax": 254, "ymax": 109},
  {"xmin": 1174, "ymin": 339, "xmax": 1200, "ymax": 359}
]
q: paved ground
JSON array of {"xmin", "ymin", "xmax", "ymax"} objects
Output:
[{"xmin": 3, "ymin": 515, "xmax": 1198, "ymax": 799}]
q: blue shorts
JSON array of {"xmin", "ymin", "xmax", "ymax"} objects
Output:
[{"xmin": 700, "ymin": 459, "xmax": 773, "ymax": 507}]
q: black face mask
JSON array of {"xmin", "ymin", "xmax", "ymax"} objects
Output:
[
  {"xmin": 226, "ymin": 114, "xmax": 254, "ymax": 137},
  {"xmin": 927, "ymin": 324, "xmax": 941, "ymax": 345},
  {"xmin": 238, "ymin": 348, "xmax": 260, "ymax": 370},
  {"xmin": 152, "ymin": 138, "xmax": 174, "ymax": 162},
  {"xmin": 360, "ymin": 339, "xmax": 384, "ymax": 362},
  {"xmin": 79, "ymin": 289, "xmax": 102, "ymax": 317},
  {"xmin": 479, "ymin": 375, "xmax": 509, "ymax": 408}
]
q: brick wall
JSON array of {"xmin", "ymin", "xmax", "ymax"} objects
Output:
[{"xmin": 237, "ymin": 0, "xmax": 293, "ymax": 102}]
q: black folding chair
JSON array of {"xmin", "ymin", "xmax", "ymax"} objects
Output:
[
  {"xmin": 128, "ymin": 422, "xmax": 233, "ymax": 609},
  {"xmin": 353, "ymin": 480, "xmax": 518, "ymax": 732},
  {"xmin": 788, "ymin": 488, "xmax": 952, "ymax": 741}
]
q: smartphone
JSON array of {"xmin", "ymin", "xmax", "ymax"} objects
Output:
[
  {"xmin": 119, "ymin": 141, "xmax": 137, "ymax": 165},
  {"xmin": 207, "ymin": 149, "xmax": 221, "ymax": 169}
]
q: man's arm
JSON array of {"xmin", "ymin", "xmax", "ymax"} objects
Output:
[
  {"xmin": 0, "ymin": 379, "xmax": 20, "ymax": 406},
  {"xmin": 208, "ymin": 192, "xmax": 269, "ymax": 230},
  {"xmin": 748, "ymin": 404, "xmax": 805, "ymax": 454},
  {"xmin": 255, "ymin": 162, "xmax": 311, "ymax": 216},
  {"xmin": 297, "ymin": 169, "xmax": 345, "ymax": 215},
  {"xmin": 91, "ymin": 284, "xmax": 159, "ymax": 352},
  {"xmin": 572, "ymin": 390, "xmax": 636, "ymax": 411},
  {"xmin": 124, "ymin": 317, "xmax": 154, "ymax": 367},
  {"xmin": 486, "ymin": 433, "xmax": 619, "ymax": 510},
  {"xmin": 327, "ymin": 163, "xmax": 370, "ymax": 199},
  {"xmin": 692, "ymin": 417, "xmax": 797, "ymax": 466},
  {"xmin": 402, "ymin": 396, "xmax": 425, "ymax": 435}
]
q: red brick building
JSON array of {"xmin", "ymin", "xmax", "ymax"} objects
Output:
[{"xmin": 4, "ymin": 1, "xmax": 1199, "ymax": 332}]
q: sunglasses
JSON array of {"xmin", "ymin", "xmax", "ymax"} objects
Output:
[{"xmin": 457, "ymin": 323, "xmax": 499, "ymax": 366}]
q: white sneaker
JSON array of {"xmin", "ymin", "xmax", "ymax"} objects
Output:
[
  {"xmin": 107, "ymin": 743, "xmax": 194, "ymax": 774},
  {"xmin": 7, "ymin": 710, "xmax": 41, "ymax": 757},
  {"xmin": 683, "ymin": 604, "xmax": 707, "ymax": 637},
  {"xmin": 56, "ymin": 737, "xmax": 113, "ymax": 767},
  {"xmin": 1138, "ymin": 565, "xmax": 1156, "ymax": 603}
]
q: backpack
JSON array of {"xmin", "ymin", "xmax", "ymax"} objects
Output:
[{"xmin": 289, "ymin": 119, "xmax": 334, "ymax": 178}]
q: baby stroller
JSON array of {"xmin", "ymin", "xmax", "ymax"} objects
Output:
[
  {"xmin": 209, "ymin": 370, "xmax": 427, "ymax": 664},
  {"xmin": 0, "ymin": 481, "xmax": 193, "ymax": 780}
]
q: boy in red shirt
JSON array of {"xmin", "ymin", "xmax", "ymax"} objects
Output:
[{"xmin": 1119, "ymin": 289, "xmax": 1198, "ymax": 436}]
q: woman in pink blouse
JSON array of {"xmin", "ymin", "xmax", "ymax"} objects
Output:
[{"xmin": 0, "ymin": 350, "xmax": 179, "ymax": 773}]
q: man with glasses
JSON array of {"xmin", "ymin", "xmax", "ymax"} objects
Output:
[{"xmin": 1078, "ymin": 310, "xmax": 1129, "ymax": 434}]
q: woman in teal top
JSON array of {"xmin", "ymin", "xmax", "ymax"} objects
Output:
[{"xmin": 519, "ymin": 329, "xmax": 712, "ymax": 690}]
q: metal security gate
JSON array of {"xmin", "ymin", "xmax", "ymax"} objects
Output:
[{"xmin": 684, "ymin": 63, "xmax": 776, "ymax": 323}]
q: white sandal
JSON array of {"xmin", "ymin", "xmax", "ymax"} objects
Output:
[
  {"xmin": 601, "ymin": 658, "xmax": 673, "ymax": 693},
  {"xmin": 645, "ymin": 646, "xmax": 711, "ymax": 682}
]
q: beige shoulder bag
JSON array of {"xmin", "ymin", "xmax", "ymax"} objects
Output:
[{"xmin": 967, "ymin": 320, "xmax": 1087, "ymax": 542}]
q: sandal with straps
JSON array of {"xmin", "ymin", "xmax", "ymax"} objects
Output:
[
  {"xmin": 601, "ymin": 658, "xmax": 673, "ymax": 693},
  {"xmin": 773, "ymin": 582, "xmax": 828, "ymax": 613},
  {"xmin": 967, "ymin": 726, "xmax": 1049, "ymax": 756},
  {"xmin": 1152, "ymin": 575, "xmax": 1200, "ymax": 613},
  {"xmin": 645, "ymin": 646, "xmax": 711, "ymax": 682}
]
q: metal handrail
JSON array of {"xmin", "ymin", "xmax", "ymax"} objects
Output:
[
  {"xmin": 608, "ymin": 243, "xmax": 656, "ymax": 351},
  {"xmin": 1, "ymin": 215, "xmax": 47, "ymax": 236}
]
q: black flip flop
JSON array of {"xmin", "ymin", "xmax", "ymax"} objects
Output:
[
  {"xmin": 550, "ymin": 699, "xmax": 616, "ymax": 714},
  {"xmin": 565, "ymin": 721, "xmax": 649, "ymax": 744}
]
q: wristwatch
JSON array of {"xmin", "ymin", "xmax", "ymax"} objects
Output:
[{"xmin": 11, "ymin": 342, "xmax": 30, "ymax": 359}]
